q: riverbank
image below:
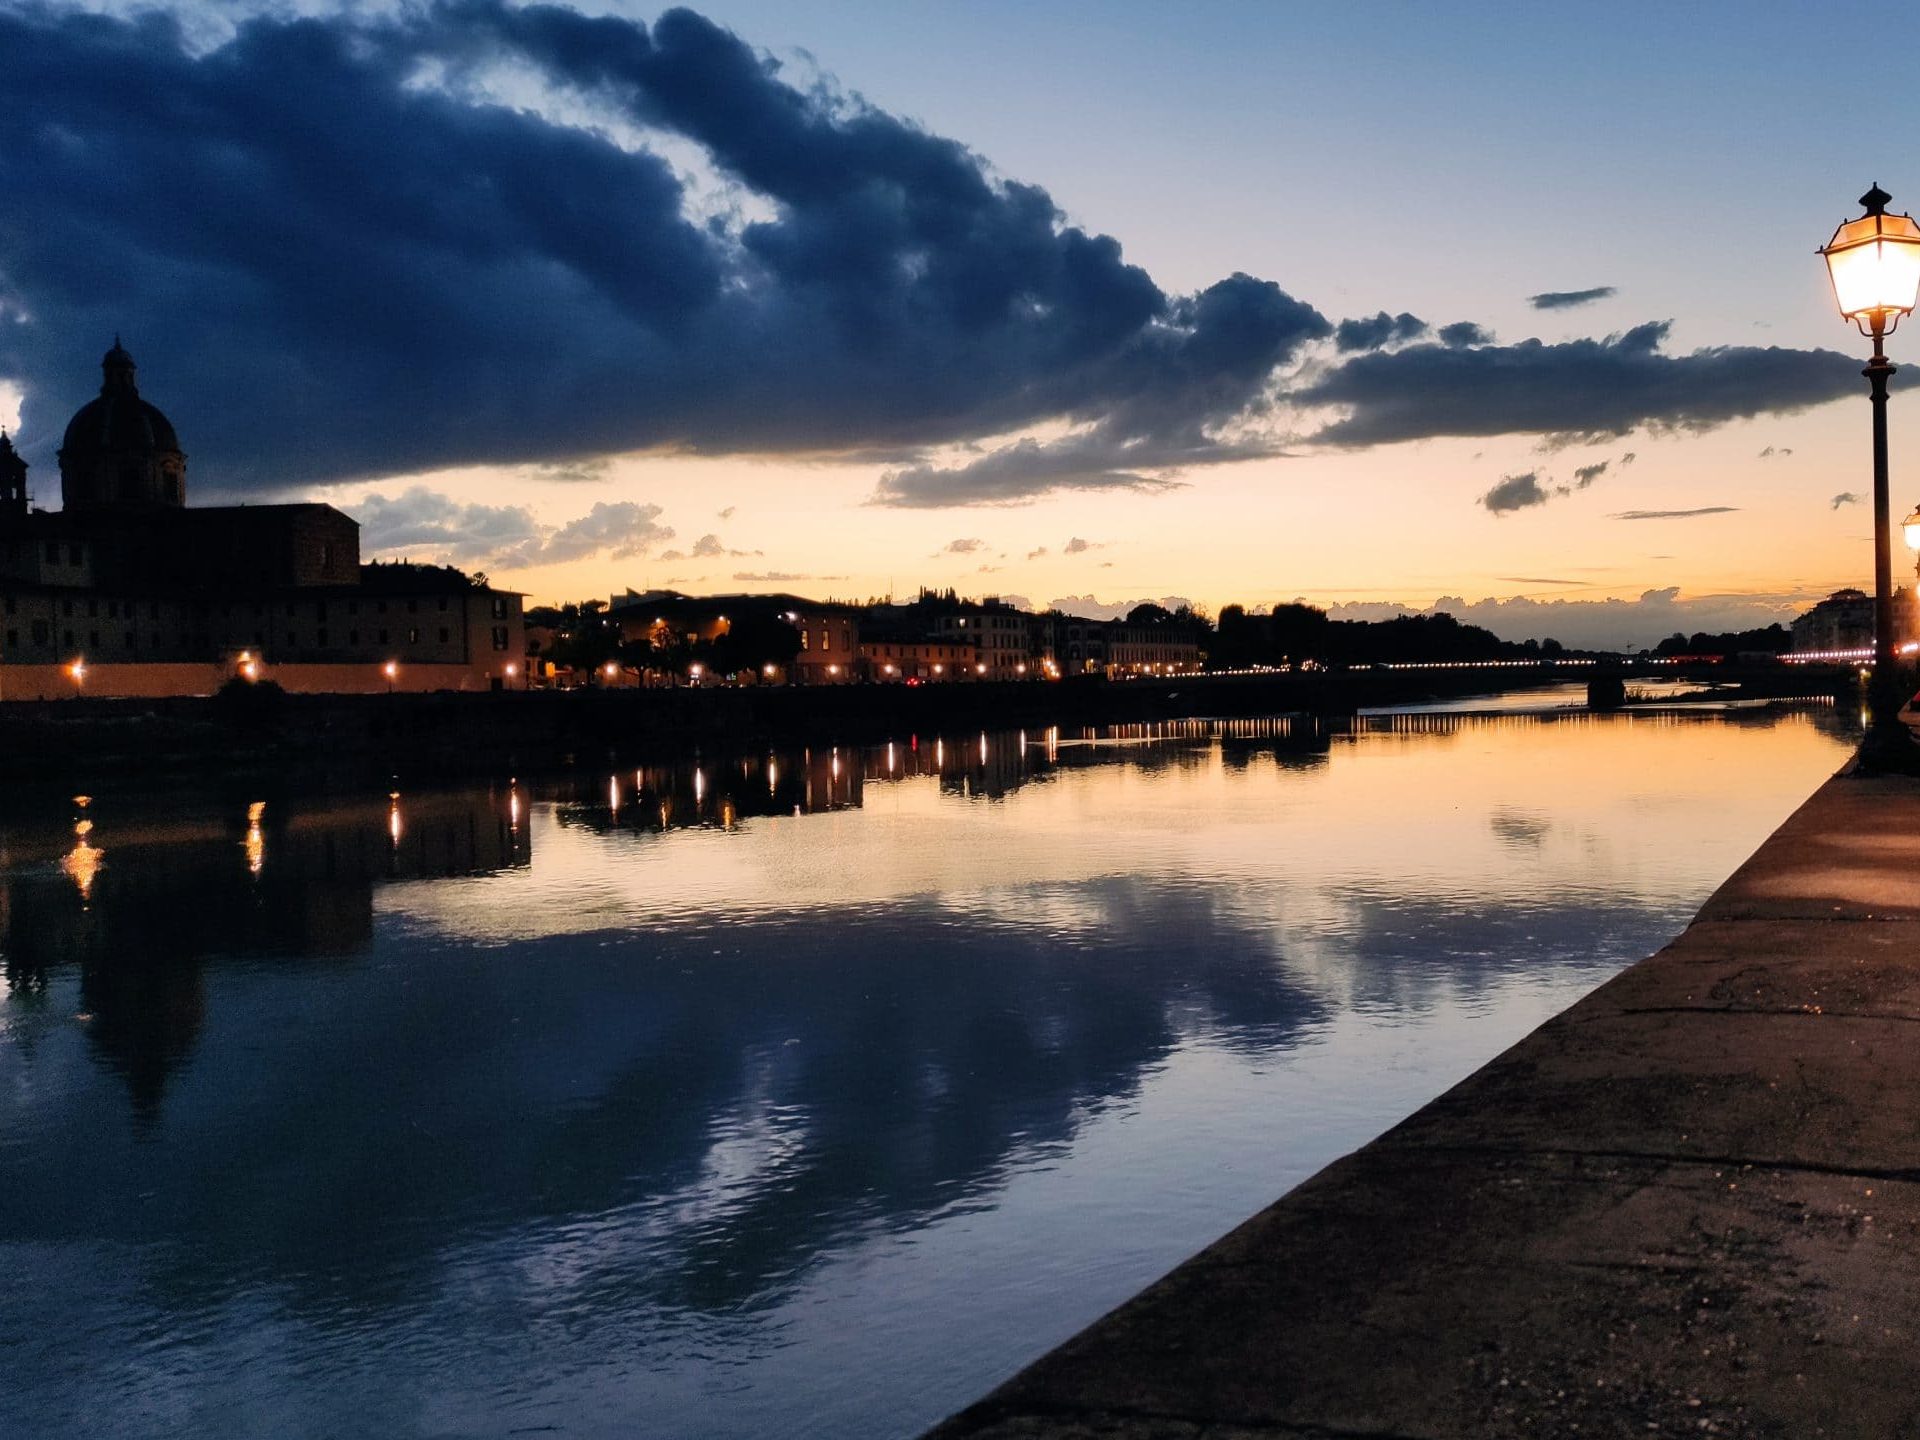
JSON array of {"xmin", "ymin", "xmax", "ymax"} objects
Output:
[
  {"xmin": 925, "ymin": 765, "xmax": 1920, "ymax": 1438},
  {"xmin": 0, "ymin": 665, "xmax": 1606, "ymax": 793}
]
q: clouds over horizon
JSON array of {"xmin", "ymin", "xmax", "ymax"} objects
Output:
[
  {"xmin": 1326, "ymin": 586, "xmax": 1808, "ymax": 650},
  {"xmin": 356, "ymin": 487, "xmax": 672, "ymax": 568}
]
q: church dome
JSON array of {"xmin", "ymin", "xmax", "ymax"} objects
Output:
[
  {"xmin": 60, "ymin": 342, "xmax": 180, "ymax": 455},
  {"xmin": 57, "ymin": 340, "xmax": 187, "ymax": 511}
]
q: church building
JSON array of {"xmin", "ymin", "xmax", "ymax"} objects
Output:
[{"xmin": 0, "ymin": 343, "xmax": 523, "ymax": 697}]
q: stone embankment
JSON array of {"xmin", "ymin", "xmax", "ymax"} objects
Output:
[
  {"xmin": 928, "ymin": 769, "xmax": 1920, "ymax": 1438},
  {"xmin": 0, "ymin": 665, "xmax": 1599, "ymax": 791}
]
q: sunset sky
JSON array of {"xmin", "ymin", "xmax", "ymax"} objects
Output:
[{"xmin": 4, "ymin": 1, "xmax": 1920, "ymax": 647}]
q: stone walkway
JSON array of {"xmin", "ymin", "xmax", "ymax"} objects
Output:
[{"xmin": 927, "ymin": 770, "xmax": 1920, "ymax": 1439}]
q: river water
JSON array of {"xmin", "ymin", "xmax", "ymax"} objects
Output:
[{"xmin": 0, "ymin": 695, "xmax": 1857, "ymax": 1438}]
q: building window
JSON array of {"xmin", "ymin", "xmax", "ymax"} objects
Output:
[
  {"xmin": 149, "ymin": 601, "xmax": 159, "ymax": 620},
  {"xmin": 349, "ymin": 629, "xmax": 359, "ymax": 645},
  {"xmin": 62, "ymin": 629, "xmax": 74, "ymax": 648},
  {"xmin": 491, "ymin": 626, "xmax": 508, "ymax": 651},
  {"xmin": 4, "ymin": 629, "xmax": 14, "ymax": 650},
  {"xmin": 286, "ymin": 632, "xmax": 296, "ymax": 647},
  {"xmin": 106, "ymin": 600, "xmax": 118, "ymax": 619},
  {"xmin": 150, "ymin": 634, "xmax": 159, "ymax": 650},
  {"xmin": 68, "ymin": 543, "xmax": 82, "ymax": 565},
  {"xmin": 123, "ymin": 632, "xmax": 134, "ymax": 650},
  {"xmin": 43, "ymin": 541, "xmax": 57, "ymax": 564},
  {"xmin": 348, "ymin": 600, "xmax": 359, "ymax": 616},
  {"xmin": 378, "ymin": 628, "xmax": 388, "ymax": 644},
  {"xmin": 491, "ymin": 597, "xmax": 507, "ymax": 620},
  {"xmin": 88, "ymin": 630, "xmax": 99, "ymax": 648},
  {"xmin": 800, "ymin": 628, "xmax": 810, "ymax": 650},
  {"xmin": 408, "ymin": 627, "xmax": 420, "ymax": 644},
  {"xmin": 1, "ymin": 595, "xmax": 11, "ymax": 616},
  {"xmin": 31, "ymin": 620, "xmax": 46, "ymax": 645},
  {"xmin": 437, "ymin": 627, "xmax": 450, "ymax": 643},
  {"xmin": 407, "ymin": 599, "xmax": 418, "ymax": 614},
  {"xmin": 438, "ymin": 597, "xmax": 449, "ymax": 612},
  {"xmin": 86, "ymin": 599, "xmax": 97, "ymax": 617},
  {"xmin": 317, "ymin": 628, "xmax": 329, "ymax": 647},
  {"xmin": 320, "ymin": 543, "xmax": 331, "ymax": 570}
]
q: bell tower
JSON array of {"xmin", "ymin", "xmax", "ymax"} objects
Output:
[{"xmin": 0, "ymin": 430, "xmax": 27, "ymax": 520}]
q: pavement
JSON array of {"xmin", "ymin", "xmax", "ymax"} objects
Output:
[{"xmin": 926, "ymin": 769, "xmax": 1920, "ymax": 1439}]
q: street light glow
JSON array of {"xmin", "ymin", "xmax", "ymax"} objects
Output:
[{"xmin": 1823, "ymin": 186, "xmax": 1920, "ymax": 330}]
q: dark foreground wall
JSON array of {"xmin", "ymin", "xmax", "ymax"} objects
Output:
[{"xmin": 926, "ymin": 768, "xmax": 1920, "ymax": 1439}]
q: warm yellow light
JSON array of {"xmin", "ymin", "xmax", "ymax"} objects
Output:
[
  {"xmin": 384, "ymin": 661, "xmax": 398, "ymax": 678},
  {"xmin": 689, "ymin": 663, "xmax": 703, "ymax": 677},
  {"xmin": 69, "ymin": 659, "xmax": 85, "ymax": 682},
  {"xmin": 604, "ymin": 661, "xmax": 617, "ymax": 677},
  {"xmin": 1823, "ymin": 188, "xmax": 1920, "ymax": 324},
  {"xmin": 827, "ymin": 663, "xmax": 839, "ymax": 674},
  {"xmin": 505, "ymin": 662, "xmax": 517, "ymax": 677},
  {"xmin": 1905, "ymin": 505, "xmax": 1920, "ymax": 551},
  {"xmin": 763, "ymin": 663, "xmax": 776, "ymax": 676}
]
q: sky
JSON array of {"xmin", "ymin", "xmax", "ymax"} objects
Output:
[{"xmin": 3, "ymin": 0, "xmax": 1920, "ymax": 648}]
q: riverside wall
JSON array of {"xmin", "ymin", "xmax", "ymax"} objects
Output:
[
  {"xmin": 0, "ymin": 666, "xmax": 1607, "ymax": 792},
  {"xmin": 926, "ymin": 768, "xmax": 1920, "ymax": 1439}
]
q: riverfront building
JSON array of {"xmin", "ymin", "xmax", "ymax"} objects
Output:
[{"xmin": 0, "ymin": 343, "xmax": 523, "ymax": 697}]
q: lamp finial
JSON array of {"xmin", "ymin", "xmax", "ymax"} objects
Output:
[{"xmin": 1863, "ymin": 184, "xmax": 1893, "ymax": 216}]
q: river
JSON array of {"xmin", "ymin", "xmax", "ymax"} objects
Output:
[{"xmin": 0, "ymin": 696, "xmax": 1859, "ymax": 1438}]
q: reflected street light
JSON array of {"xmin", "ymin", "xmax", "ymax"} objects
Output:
[{"xmin": 1821, "ymin": 184, "xmax": 1920, "ymax": 770}]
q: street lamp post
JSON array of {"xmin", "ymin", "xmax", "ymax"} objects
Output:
[{"xmin": 1821, "ymin": 184, "xmax": 1920, "ymax": 770}]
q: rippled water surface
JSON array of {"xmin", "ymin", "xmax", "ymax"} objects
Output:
[{"xmin": 0, "ymin": 699, "xmax": 1856, "ymax": 1438}]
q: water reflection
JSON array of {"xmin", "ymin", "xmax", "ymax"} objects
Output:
[{"xmin": 0, "ymin": 704, "xmax": 1856, "ymax": 1440}]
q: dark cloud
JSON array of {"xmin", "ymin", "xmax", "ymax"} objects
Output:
[
  {"xmin": 0, "ymin": 2, "xmax": 1327, "ymax": 507},
  {"xmin": 717, "ymin": 505, "xmax": 736, "ymax": 519},
  {"xmin": 1832, "ymin": 492, "xmax": 1863, "ymax": 509},
  {"xmin": 870, "ymin": 271, "xmax": 1328, "ymax": 505},
  {"xmin": 1496, "ymin": 577, "xmax": 1582, "ymax": 586},
  {"xmin": 1026, "ymin": 545, "xmax": 1049, "ymax": 559},
  {"xmin": 1437, "ymin": 321, "xmax": 1493, "ymax": 348},
  {"xmin": 1480, "ymin": 472, "xmax": 1551, "ymax": 515},
  {"xmin": 1621, "ymin": 451, "xmax": 1638, "ymax": 464},
  {"xmin": 1064, "ymin": 536, "xmax": 1102, "ymax": 554},
  {"xmin": 1304, "ymin": 322, "xmax": 1860, "ymax": 447},
  {"xmin": 1572, "ymin": 461, "xmax": 1608, "ymax": 487},
  {"xmin": 733, "ymin": 570, "xmax": 845, "ymax": 583},
  {"xmin": 1333, "ymin": 311, "xmax": 1429, "ymax": 353},
  {"xmin": 1528, "ymin": 287, "xmax": 1616, "ymax": 310},
  {"xmin": 1612, "ymin": 507, "xmax": 1739, "ymax": 520},
  {"xmin": 356, "ymin": 486, "xmax": 672, "ymax": 567},
  {"xmin": 937, "ymin": 537, "xmax": 987, "ymax": 555},
  {"xmin": 1758, "ymin": 445, "xmax": 1793, "ymax": 458}
]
